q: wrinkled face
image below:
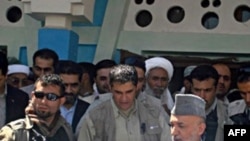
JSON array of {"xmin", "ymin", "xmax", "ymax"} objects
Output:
[
  {"xmin": 95, "ymin": 68, "xmax": 111, "ymax": 94},
  {"xmin": 191, "ymin": 78, "xmax": 217, "ymax": 110},
  {"xmin": 237, "ymin": 81, "xmax": 250, "ymax": 107},
  {"xmin": 147, "ymin": 67, "xmax": 169, "ymax": 97},
  {"xmin": 0, "ymin": 70, "xmax": 7, "ymax": 91},
  {"xmin": 135, "ymin": 67, "xmax": 145, "ymax": 93},
  {"xmin": 33, "ymin": 57, "xmax": 54, "ymax": 79},
  {"xmin": 213, "ymin": 64, "xmax": 231, "ymax": 97},
  {"xmin": 111, "ymin": 82, "xmax": 137, "ymax": 111},
  {"xmin": 170, "ymin": 115, "xmax": 206, "ymax": 141},
  {"xmin": 32, "ymin": 81, "xmax": 65, "ymax": 120},
  {"xmin": 60, "ymin": 74, "xmax": 80, "ymax": 105},
  {"xmin": 7, "ymin": 73, "xmax": 29, "ymax": 88}
]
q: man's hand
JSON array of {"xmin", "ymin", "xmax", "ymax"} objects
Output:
[{"xmin": 25, "ymin": 100, "xmax": 45, "ymax": 125}]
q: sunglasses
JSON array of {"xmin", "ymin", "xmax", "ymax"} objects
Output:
[{"xmin": 33, "ymin": 91, "xmax": 63, "ymax": 101}]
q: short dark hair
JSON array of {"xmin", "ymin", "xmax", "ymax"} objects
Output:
[
  {"xmin": 34, "ymin": 74, "xmax": 65, "ymax": 96},
  {"xmin": 0, "ymin": 51, "xmax": 8, "ymax": 75},
  {"xmin": 237, "ymin": 67, "xmax": 250, "ymax": 83},
  {"xmin": 95, "ymin": 59, "xmax": 117, "ymax": 77},
  {"xmin": 123, "ymin": 56, "xmax": 146, "ymax": 73},
  {"xmin": 78, "ymin": 62, "xmax": 95, "ymax": 85},
  {"xmin": 190, "ymin": 64, "xmax": 219, "ymax": 87},
  {"xmin": 55, "ymin": 60, "xmax": 83, "ymax": 82},
  {"xmin": 109, "ymin": 64, "xmax": 138, "ymax": 87},
  {"xmin": 33, "ymin": 48, "xmax": 59, "ymax": 68}
]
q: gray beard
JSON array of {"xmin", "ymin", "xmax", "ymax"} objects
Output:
[{"xmin": 144, "ymin": 83, "xmax": 165, "ymax": 99}]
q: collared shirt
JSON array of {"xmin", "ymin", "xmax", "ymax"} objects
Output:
[
  {"xmin": 60, "ymin": 100, "xmax": 78, "ymax": 126},
  {"xmin": 78, "ymin": 91, "xmax": 99, "ymax": 104},
  {"xmin": 0, "ymin": 84, "xmax": 7, "ymax": 128},
  {"xmin": 111, "ymin": 99, "xmax": 141, "ymax": 141},
  {"xmin": 77, "ymin": 96, "xmax": 172, "ymax": 141},
  {"xmin": 206, "ymin": 98, "xmax": 217, "ymax": 115}
]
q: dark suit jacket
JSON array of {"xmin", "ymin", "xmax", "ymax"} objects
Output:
[
  {"xmin": 72, "ymin": 99, "xmax": 90, "ymax": 133},
  {"xmin": 6, "ymin": 84, "xmax": 29, "ymax": 124}
]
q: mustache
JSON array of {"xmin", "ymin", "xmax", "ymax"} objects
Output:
[{"xmin": 64, "ymin": 93, "xmax": 74, "ymax": 96}]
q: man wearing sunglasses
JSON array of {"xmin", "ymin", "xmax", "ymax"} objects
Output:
[{"xmin": 0, "ymin": 74, "xmax": 75, "ymax": 141}]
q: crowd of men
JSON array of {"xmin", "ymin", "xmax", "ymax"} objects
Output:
[{"xmin": 0, "ymin": 48, "xmax": 249, "ymax": 141}]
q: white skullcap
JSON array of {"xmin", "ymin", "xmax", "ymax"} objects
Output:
[
  {"xmin": 171, "ymin": 94, "xmax": 206, "ymax": 119},
  {"xmin": 8, "ymin": 64, "xmax": 30, "ymax": 76},
  {"xmin": 145, "ymin": 57, "xmax": 174, "ymax": 81},
  {"xmin": 184, "ymin": 65, "xmax": 197, "ymax": 78}
]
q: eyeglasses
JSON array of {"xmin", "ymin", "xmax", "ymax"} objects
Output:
[{"xmin": 33, "ymin": 91, "xmax": 63, "ymax": 101}]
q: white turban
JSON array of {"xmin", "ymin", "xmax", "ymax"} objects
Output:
[
  {"xmin": 145, "ymin": 57, "xmax": 174, "ymax": 81},
  {"xmin": 145, "ymin": 57, "xmax": 175, "ymax": 110}
]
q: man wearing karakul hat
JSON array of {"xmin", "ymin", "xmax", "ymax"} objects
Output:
[
  {"xmin": 144, "ymin": 57, "xmax": 174, "ymax": 114},
  {"xmin": 170, "ymin": 94, "xmax": 206, "ymax": 141}
]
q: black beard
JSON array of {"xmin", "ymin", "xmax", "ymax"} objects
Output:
[
  {"xmin": 35, "ymin": 110, "xmax": 51, "ymax": 119},
  {"xmin": 64, "ymin": 93, "xmax": 77, "ymax": 105}
]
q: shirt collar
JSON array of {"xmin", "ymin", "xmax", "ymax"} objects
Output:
[
  {"xmin": 206, "ymin": 98, "xmax": 217, "ymax": 115},
  {"xmin": 111, "ymin": 98, "xmax": 137, "ymax": 119},
  {"xmin": 60, "ymin": 99, "xmax": 78, "ymax": 112}
]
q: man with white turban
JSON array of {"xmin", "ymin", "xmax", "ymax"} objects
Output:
[{"xmin": 145, "ymin": 57, "xmax": 174, "ymax": 115}]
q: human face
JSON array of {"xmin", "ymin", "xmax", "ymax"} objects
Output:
[
  {"xmin": 237, "ymin": 81, "xmax": 250, "ymax": 107},
  {"xmin": 213, "ymin": 64, "xmax": 231, "ymax": 98},
  {"xmin": 147, "ymin": 67, "xmax": 169, "ymax": 97},
  {"xmin": 191, "ymin": 78, "xmax": 217, "ymax": 110},
  {"xmin": 60, "ymin": 74, "xmax": 80, "ymax": 105},
  {"xmin": 95, "ymin": 68, "xmax": 111, "ymax": 94},
  {"xmin": 111, "ymin": 82, "xmax": 137, "ymax": 111},
  {"xmin": 32, "ymin": 81, "xmax": 65, "ymax": 123},
  {"xmin": 0, "ymin": 70, "xmax": 7, "ymax": 92},
  {"xmin": 135, "ymin": 67, "xmax": 145, "ymax": 93},
  {"xmin": 33, "ymin": 57, "xmax": 54, "ymax": 79},
  {"xmin": 7, "ymin": 73, "xmax": 29, "ymax": 88},
  {"xmin": 170, "ymin": 115, "xmax": 206, "ymax": 141}
]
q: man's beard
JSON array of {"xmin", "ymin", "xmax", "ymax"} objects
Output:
[
  {"xmin": 35, "ymin": 109, "xmax": 52, "ymax": 119},
  {"xmin": 64, "ymin": 93, "xmax": 77, "ymax": 105},
  {"xmin": 144, "ymin": 83, "xmax": 165, "ymax": 99},
  {"xmin": 97, "ymin": 86, "xmax": 110, "ymax": 94},
  {"xmin": 152, "ymin": 87, "xmax": 165, "ymax": 98}
]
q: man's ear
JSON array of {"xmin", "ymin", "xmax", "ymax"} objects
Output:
[
  {"xmin": 82, "ymin": 73, "xmax": 89, "ymax": 83},
  {"xmin": 198, "ymin": 122, "xmax": 206, "ymax": 136}
]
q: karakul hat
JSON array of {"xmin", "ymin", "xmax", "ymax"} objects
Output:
[{"xmin": 171, "ymin": 94, "xmax": 206, "ymax": 119}]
